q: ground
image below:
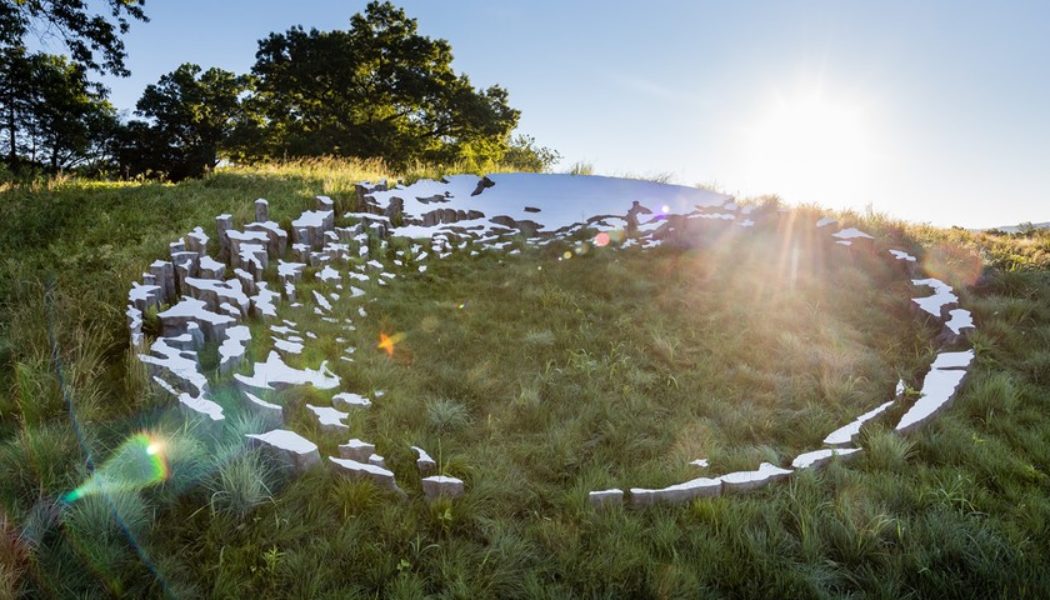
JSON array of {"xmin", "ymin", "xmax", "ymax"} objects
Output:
[{"xmin": 1, "ymin": 162, "xmax": 1050, "ymax": 598}]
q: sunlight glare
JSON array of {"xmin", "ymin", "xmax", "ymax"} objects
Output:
[{"xmin": 736, "ymin": 89, "xmax": 878, "ymax": 207}]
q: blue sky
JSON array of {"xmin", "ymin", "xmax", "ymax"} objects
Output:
[{"xmin": 61, "ymin": 1, "xmax": 1049, "ymax": 227}]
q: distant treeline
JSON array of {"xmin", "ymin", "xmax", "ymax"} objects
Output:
[{"xmin": 0, "ymin": 1, "xmax": 558, "ymax": 182}]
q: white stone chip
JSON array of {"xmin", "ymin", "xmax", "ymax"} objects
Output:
[
  {"xmin": 791, "ymin": 448, "xmax": 861, "ymax": 470},
  {"xmin": 421, "ymin": 475, "xmax": 465, "ymax": 500},
  {"xmin": 588, "ymin": 489, "xmax": 624, "ymax": 507},
  {"xmin": 823, "ymin": 400, "xmax": 895, "ymax": 446},
  {"xmin": 247, "ymin": 429, "xmax": 320, "ymax": 471},
  {"xmin": 719, "ymin": 463, "xmax": 793, "ymax": 493},
  {"xmin": 332, "ymin": 392, "xmax": 371, "ymax": 410},
  {"xmin": 306, "ymin": 404, "xmax": 349, "ymax": 432}
]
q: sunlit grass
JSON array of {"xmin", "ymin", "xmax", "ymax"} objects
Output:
[{"xmin": 1, "ymin": 168, "xmax": 1050, "ymax": 595}]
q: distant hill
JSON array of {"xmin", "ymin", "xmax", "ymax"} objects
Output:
[{"xmin": 986, "ymin": 221, "xmax": 1050, "ymax": 233}]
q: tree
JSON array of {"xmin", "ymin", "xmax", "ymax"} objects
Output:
[
  {"xmin": 243, "ymin": 1, "xmax": 520, "ymax": 168},
  {"xmin": 0, "ymin": 0, "xmax": 147, "ymax": 76},
  {"xmin": 0, "ymin": 47, "xmax": 116, "ymax": 171},
  {"xmin": 502, "ymin": 134, "xmax": 561, "ymax": 172},
  {"xmin": 117, "ymin": 63, "xmax": 249, "ymax": 180}
]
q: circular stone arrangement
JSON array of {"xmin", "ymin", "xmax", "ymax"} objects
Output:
[{"xmin": 124, "ymin": 174, "xmax": 976, "ymax": 506}]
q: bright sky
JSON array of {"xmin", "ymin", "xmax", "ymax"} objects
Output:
[{"xmin": 74, "ymin": 0, "xmax": 1048, "ymax": 228}]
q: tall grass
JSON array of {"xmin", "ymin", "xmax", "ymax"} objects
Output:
[{"xmin": 2, "ymin": 167, "xmax": 1050, "ymax": 596}]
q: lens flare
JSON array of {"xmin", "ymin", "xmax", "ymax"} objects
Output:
[
  {"xmin": 922, "ymin": 243, "xmax": 982, "ymax": 288},
  {"xmin": 594, "ymin": 232, "xmax": 611, "ymax": 247},
  {"xmin": 63, "ymin": 433, "xmax": 170, "ymax": 503},
  {"xmin": 378, "ymin": 332, "xmax": 406, "ymax": 357}
]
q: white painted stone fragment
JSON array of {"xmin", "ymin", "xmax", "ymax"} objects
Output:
[
  {"xmin": 588, "ymin": 489, "xmax": 624, "ymax": 508},
  {"xmin": 244, "ymin": 392, "xmax": 284, "ymax": 428},
  {"xmin": 367, "ymin": 453, "xmax": 386, "ymax": 468},
  {"xmin": 833, "ymin": 227, "xmax": 874, "ymax": 240},
  {"xmin": 254, "ymin": 198, "xmax": 269, "ymax": 222},
  {"xmin": 250, "ymin": 282, "xmax": 281, "ymax": 319},
  {"xmin": 791, "ymin": 448, "xmax": 861, "ymax": 470},
  {"xmin": 689, "ymin": 459, "xmax": 709, "ymax": 469},
  {"xmin": 895, "ymin": 368, "xmax": 968, "ymax": 433},
  {"xmin": 412, "ymin": 446, "xmax": 436, "ymax": 474},
  {"xmin": 823, "ymin": 400, "xmax": 895, "ymax": 446},
  {"xmin": 421, "ymin": 475, "xmax": 464, "ymax": 500},
  {"xmin": 218, "ymin": 325, "xmax": 251, "ymax": 374},
  {"xmin": 312, "ymin": 290, "xmax": 332, "ymax": 313},
  {"xmin": 234, "ymin": 351, "xmax": 339, "ymax": 393},
  {"xmin": 889, "ymin": 249, "xmax": 917, "ymax": 262},
  {"xmin": 318, "ymin": 265, "xmax": 341, "ymax": 283},
  {"xmin": 911, "ymin": 278, "xmax": 958, "ymax": 317},
  {"xmin": 186, "ymin": 226, "xmax": 209, "ymax": 255},
  {"xmin": 719, "ymin": 463, "xmax": 793, "ymax": 493},
  {"xmin": 630, "ymin": 476, "xmax": 722, "ymax": 506},
  {"xmin": 247, "ymin": 429, "xmax": 319, "ymax": 471},
  {"xmin": 177, "ymin": 391, "xmax": 225, "ymax": 424},
  {"xmin": 945, "ymin": 309, "xmax": 975, "ymax": 335},
  {"xmin": 338, "ymin": 438, "xmax": 375, "ymax": 461},
  {"xmin": 183, "ymin": 277, "xmax": 249, "ymax": 317},
  {"xmin": 930, "ymin": 349, "xmax": 975, "ymax": 370},
  {"xmin": 332, "ymin": 392, "xmax": 371, "ymax": 410},
  {"xmin": 278, "ymin": 260, "xmax": 306, "ymax": 282},
  {"xmin": 328, "ymin": 456, "xmax": 399, "ymax": 491},
  {"xmin": 128, "ymin": 282, "xmax": 162, "ymax": 312},
  {"xmin": 157, "ymin": 296, "xmax": 235, "ymax": 341},
  {"xmin": 272, "ymin": 337, "xmax": 304, "ymax": 355},
  {"xmin": 198, "ymin": 255, "xmax": 225, "ymax": 279},
  {"xmin": 816, "ymin": 217, "xmax": 837, "ymax": 228},
  {"xmin": 306, "ymin": 404, "xmax": 349, "ymax": 433},
  {"xmin": 139, "ymin": 338, "xmax": 209, "ymax": 397}
]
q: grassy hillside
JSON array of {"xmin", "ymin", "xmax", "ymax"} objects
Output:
[{"xmin": 2, "ymin": 162, "xmax": 1050, "ymax": 598}]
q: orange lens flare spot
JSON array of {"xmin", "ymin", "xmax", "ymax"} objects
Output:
[{"xmin": 378, "ymin": 332, "xmax": 405, "ymax": 357}]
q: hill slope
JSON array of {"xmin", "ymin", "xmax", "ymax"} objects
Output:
[{"xmin": 1, "ymin": 163, "xmax": 1050, "ymax": 598}]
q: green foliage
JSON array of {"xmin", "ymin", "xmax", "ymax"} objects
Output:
[
  {"xmin": 500, "ymin": 134, "xmax": 561, "ymax": 172},
  {"xmin": 0, "ymin": 47, "xmax": 117, "ymax": 172},
  {"xmin": 0, "ymin": 0, "xmax": 146, "ymax": 76},
  {"xmin": 208, "ymin": 450, "xmax": 275, "ymax": 519},
  {"xmin": 567, "ymin": 160, "xmax": 594, "ymax": 175},
  {"xmin": 115, "ymin": 63, "xmax": 250, "ymax": 181},
  {"xmin": 239, "ymin": 1, "xmax": 521, "ymax": 169}
]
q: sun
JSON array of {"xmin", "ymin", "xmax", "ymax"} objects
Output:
[{"xmin": 736, "ymin": 89, "xmax": 877, "ymax": 206}]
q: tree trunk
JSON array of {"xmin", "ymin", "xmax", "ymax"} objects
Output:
[{"xmin": 7, "ymin": 103, "xmax": 15, "ymax": 164}]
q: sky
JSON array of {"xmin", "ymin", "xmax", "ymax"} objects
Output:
[{"xmin": 43, "ymin": 1, "xmax": 1050, "ymax": 228}]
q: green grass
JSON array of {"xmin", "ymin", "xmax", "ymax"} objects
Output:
[{"xmin": 1, "ymin": 162, "xmax": 1050, "ymax": 597}]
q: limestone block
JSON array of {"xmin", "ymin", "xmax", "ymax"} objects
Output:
[
  {"xmin": 255, "ymin": 198, "xmax": 269, "ymax": 223},
  {"xmin": 421, "ymin": 475, "xmax": 464, "ymax": 500},
  {"xmin": 588, "ymin": 489, "xmax": 624, "ymax": 508},
  {"xmin": 338, "ymin": 438, "xmax": 375, "ymax": 462},
  {"xmin": 247, "ymin": 429, "xmax": 320, "ymax": 472}
]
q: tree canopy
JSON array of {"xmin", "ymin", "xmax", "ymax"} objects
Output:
[
  {"xmin": 0, "ymin": 0, "xmax": 147, "ymax": 76},
  {"xmin": 1, "ymin": 47, "xmax": 115, "ymax": 171},
  {"xmin": 116, "ymin": 64, "xmax": 248, "ymax": 180},
  {"xmin": 242, "ymin": 1, "xmax": 522, "ymax": 169},
  {"xmin": 2, "ymin": 1, "xmax": 558, "ymax": 180}
]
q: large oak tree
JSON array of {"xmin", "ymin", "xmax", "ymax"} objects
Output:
[{"xmin": 240, "ymin": 1, "xmax": 520, "ymax": 168}]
